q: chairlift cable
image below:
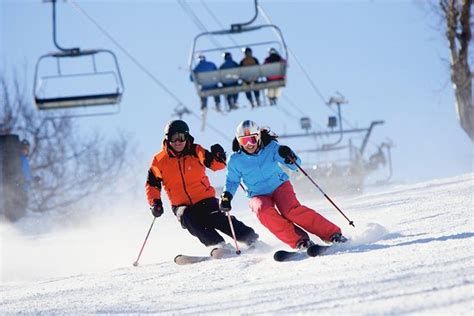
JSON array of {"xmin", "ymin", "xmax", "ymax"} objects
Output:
[
  {"xmin": 186, "ymin": 1, "xmax": 321, "ymax": 140},
  {"xmin": 259, "ymin": 4, "xmax": 360, "ymax": 130},
  {"xmin": 195, "ymin": 1, "xmax": 319, "ymax": 129},
  {"xmin": 68, "ymin": 0, "xmax": 180, "ymax": 104},
  {"xmin": 178, "ymin": 0, "xmax": 223, "ymax": 50},
  {"xmin": 199, "ymin": 0, "xmax": 240, "ymax": 47},
  {"xmin": 201, "ymin": 2, "xmax": 339, "ymax": 142},
  {"xmin": 258, "ymin": 5, "xmax": 327, "ymax": 105},
  {"xmin": 189, "ymin": 1, "xmax": 381, "ymax": 153},
  {"xmin": 281, "ymin": 95, "xmax": 324, "ymax": 130},
  {"xmin": 259, "ymin": 4, "xmax": 386, "ymax": 152},
  {"xmin": 178, "ymin": 0, "xmax": 207, "ymax": 34},
  {"xmin": 259, "ymin": 4, "xmax": 351, "ymax": 125},
  {"xmin": 188, "ymin": 112, "xmax": 232, "ymax": 141},
  {"xmin": 281, "ymin": 95, "xmax": 310, "ymax": 117},
  {"xmin": 272, "ymin": 103, "xmax": 300, "ymax": 120},
  {"xmin": 232, "ymin": 0, "xmax": 259, "ymax": 28},
  {"xmin": 67, "ymin": 0, "xmax": 231, "ymax": 142}
]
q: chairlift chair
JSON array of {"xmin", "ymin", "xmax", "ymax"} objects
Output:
[
  {"xmin": 33, "ymin": 0, "xmax": 124, "ymax": 113},
  {"xmin": 34, "ymin": 49, "xmax": 124, "ymax": 110},
  {"xmin": 189, "ymin": 25, "xmax": 288, "ymax": 99}
]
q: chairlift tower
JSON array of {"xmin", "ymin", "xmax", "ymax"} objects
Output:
[{"xmin": 322, "ymin": 92, "xmax": 348, "ymax": 149}]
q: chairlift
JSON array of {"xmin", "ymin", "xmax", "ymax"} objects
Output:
[
  {"xmin": 33, "ymin": 0, "xmax": 124, "ymax": 113},
  {"xmin": 189, "ymin": 0, "xmax": 288, "ymax": 100}
]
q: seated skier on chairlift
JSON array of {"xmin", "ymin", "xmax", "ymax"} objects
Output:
[
  {"xmin": 219, "ymin": 52, "xmax": 240, "ymax": 111},
  {"xmin": 190, "ymin": 54, "xmax": 221, "ymax": 113},
  {"xmin": 264, "ymin": 47, "xmax": 286, "ymax": 106},
  {"xmin": 239, "ymin": 47, "xmax": 261, "ymax": 108}
]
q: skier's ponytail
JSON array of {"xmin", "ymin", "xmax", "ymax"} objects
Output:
[{"xmin": 260, "ymin": 128, "xmax": 278, "ymax": 146}]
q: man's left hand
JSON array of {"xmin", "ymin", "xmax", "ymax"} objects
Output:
[{"xmin": 211, "ymin": 144, "xmax": 227, "ymax": 163}]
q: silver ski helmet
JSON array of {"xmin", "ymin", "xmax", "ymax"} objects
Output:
[{"xmin": 236, "ymin": 120, "xmax": 260, "ymax": 147}]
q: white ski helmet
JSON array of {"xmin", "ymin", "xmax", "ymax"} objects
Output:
[{"xmin": 235, "ymin": 120, "xmax": 260, "ymax": 147}]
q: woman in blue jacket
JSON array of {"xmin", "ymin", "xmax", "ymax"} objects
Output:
[{"xmin": 219, "ymin": 120, "xmax": 346, "ymax": 251}]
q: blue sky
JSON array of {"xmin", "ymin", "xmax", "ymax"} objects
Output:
[{"xmin": 1, "ymin": 0, "xmax": 473, "ymax": 186}]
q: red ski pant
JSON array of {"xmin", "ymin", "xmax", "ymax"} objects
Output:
[{"xmin": 249, "ymin": 181, "xmax": 340, "ymax": 248}]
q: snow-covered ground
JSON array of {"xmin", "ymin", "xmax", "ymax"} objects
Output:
[{"xmin": 1, "ymin": 173, "xmax": 473, "ymax": 314}]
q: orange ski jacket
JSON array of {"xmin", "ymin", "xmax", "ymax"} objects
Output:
[{"xmin": 145, "ymin": 136, "xmax": 225, "ymax": 207}]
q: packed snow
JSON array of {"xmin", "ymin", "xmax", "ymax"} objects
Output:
[{"xmin": 1, "ymin": 173, "xmax": 473, "ymax": 314}]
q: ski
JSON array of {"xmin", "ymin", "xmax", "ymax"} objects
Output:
[
  {"xmin": 273, "ymin": 244, "xmax": 329, "ymax": 262},
  {"xmin": 273, "ymin": 250, "xmax": 304, "ymax": 262},
  {"xmin": 174, "ymin": 247, "xmax": 236, "ymax": 265},
  {"xmin": 307, "ymin": 244, "xmax": 328, "ymax": 257},
  {"xmin": 174, "ymin": 254, "xmax": 211, "ymax": 265}
]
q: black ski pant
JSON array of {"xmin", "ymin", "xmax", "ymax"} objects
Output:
[{"xmin": 174, "ymin": 197, "xmax": 258, "ymax": 247}]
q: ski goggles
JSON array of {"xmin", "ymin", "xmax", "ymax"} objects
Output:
[
  {"xmin": 169, "ymin": 133, "xmax": 187, "ymax": 143},
  {"xmin": 238, "ymin": 134, "xmax": 258, "ymax": 146}
]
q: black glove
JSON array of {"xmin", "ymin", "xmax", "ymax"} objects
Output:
[
  {"xmin": 150, "ymin": 199, "xmax": 164, "ymax": 217},
  {"xmin": 219, "ymin": 191, "xmax": 233, "ymax": 213},
  {"xmin": 211, "ymin": 144, "xmax": 226, "ymax": 163},
  {"xmin": 278, "ymin": 145, "xmax": 297, "ymax": 164}
]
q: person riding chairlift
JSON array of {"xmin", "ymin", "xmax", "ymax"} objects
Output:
[
  {"xmin": 263, "ymin": 47, "xmax": 286, "ymax": 106},
  {"xmin": 219, "ymin": 52, "xmax": 240, "ymax": 111},
  {"xmin": 190, "ymin": 55, "xmax": 221, "ymax": 113},
  {"xmin": 239, "ymin": 47, "xmax": 261, "ymax": 108}
]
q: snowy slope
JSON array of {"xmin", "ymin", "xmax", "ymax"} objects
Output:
[{"xmin": 1, "ymin": 173, "xmax": 473, "ymax": 314}]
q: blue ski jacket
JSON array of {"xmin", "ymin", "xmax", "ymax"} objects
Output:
[
  {"xmin": 190, "ymin": 60, "xmax": 218, "ymax": 90},
  {"xmin": 220, "ymin": 59, "xmax": 239, "ymax": 70},
  {"xmin": 224, "ymin": 140, "xmax": 301, "ymax": 198},
  {"xmin": 219, "ymin": 59, "xmax": 239, "ymax": 85}
]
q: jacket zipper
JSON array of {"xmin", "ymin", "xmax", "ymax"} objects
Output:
[{"xmin": 177, "ymin": 157, "xmax": 193, "ymax": 204}]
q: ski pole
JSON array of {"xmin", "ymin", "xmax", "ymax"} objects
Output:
[
  {"xmin": 226, "ymin": 212, "xmax": 241, "ymax": 255},
  {"xmin": 221, "ymin": 160, "xmax": 243, "ymax": 254},
  {"xmin": 133, "ymin": 217, "xmax": 156, "ymax": 266},
  {"xmin": 292, "ymin": 159, "xmax": 355, "ymax": 227}
]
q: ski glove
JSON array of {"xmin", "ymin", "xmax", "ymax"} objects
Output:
[
  {"xmin": 210, "ymin": 144, "xmax": 226, "ymax": 163},
  {"xmin": 278, "ymin": 145, "xmax": 297, "ymax": 164},
  {"xmin": 151, "ymin": 199, "xmax": 164, "ymax": 217},
  {"xmin": 219, "ymin": 191, "xmax": 233, "ymax": 213}
]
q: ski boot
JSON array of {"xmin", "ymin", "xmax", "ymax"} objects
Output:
[
  {"xmin": 330, "ymin": 232, "xmax": 348, "ymax": 243},
  {"xmin": 296, "ymin": 239, "xmax": 315, "ymax": 252},
  {"xmin": 210, "ymin": 242, "xmax": 235, "ymax": 258},
  {"xmin": 297, "ymin": 239, "xmax": 325, "ymax": 257}
]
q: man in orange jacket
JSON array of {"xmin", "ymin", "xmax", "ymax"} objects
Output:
[{"xmin": 145, "ymin": 120, "xmax": 259, "ymax": 251}]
